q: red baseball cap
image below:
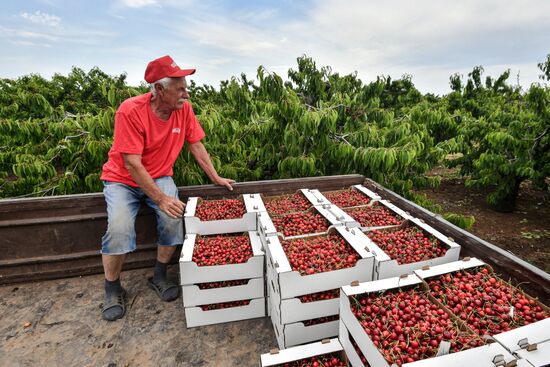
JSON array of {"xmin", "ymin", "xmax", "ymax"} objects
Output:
[{"xmin": 144, "ymin": 55, "xmax": 195, "ymax": 83}]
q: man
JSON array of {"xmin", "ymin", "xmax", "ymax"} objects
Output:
[{"xmin": 99, "ymin": 55, "xmax": 234, "ymax": 321}]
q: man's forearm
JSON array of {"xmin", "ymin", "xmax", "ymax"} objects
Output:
[
  {"xmin": 123, "ymin": 154, "xmax": 185, "ymax": 218},
  {"xmin": 188, "ymin": 142, "xmax": 220, "ymax": 182},
  {"xmin": 124, "ymin": 157, "xmax": 165, "ymax": 203}
]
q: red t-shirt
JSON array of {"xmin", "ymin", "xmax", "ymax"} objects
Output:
[{"xmin": 101, "ymin": 92, "xmax": 205, "ymax": 187}]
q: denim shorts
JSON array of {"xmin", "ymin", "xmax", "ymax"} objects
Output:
[{"xmin": 101, "ymin": 176, "xmax": 184, "ymax": 255}]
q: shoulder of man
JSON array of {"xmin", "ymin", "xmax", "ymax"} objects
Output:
[{"xmin": 116, "ymin": 92, "xmax": 151, "ymax": 114}]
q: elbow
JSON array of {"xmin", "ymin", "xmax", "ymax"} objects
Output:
[{"xmin": 122, "ymin": 155, "xmax": 140, "ymax": 172}]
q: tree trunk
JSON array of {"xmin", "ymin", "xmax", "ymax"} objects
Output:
[{"xmin": 491, "ymin": 177, "xmax": 522, "ymax": 213}]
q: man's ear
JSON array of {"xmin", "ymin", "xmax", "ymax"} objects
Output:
[{"xmin": 155, "ymin": 83, "xmax": 164, "ymax": 95}]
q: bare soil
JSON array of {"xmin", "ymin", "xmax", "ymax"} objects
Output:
[
  {"xmin": 414, "ymin": 170, "xmax": 550, "ymax": 273},
  {"xmin": 0, "ymin": 267, "xmax": 276, "ymax": 367}
]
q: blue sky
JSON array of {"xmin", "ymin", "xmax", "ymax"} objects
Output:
[{"xmin": 1, "ymin": 0, "xmax": 549, "ymax": 95}]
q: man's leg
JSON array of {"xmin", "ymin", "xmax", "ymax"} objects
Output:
[
  {"xmin": 100, "ymin": 181, "xmax": 141, "ymax": 320},
  {"xmin": 157, "ymin": 245, "xmax": 177, "ymax": 264},
  {"xmin": 145, "ymin": 177, "xmax": 183, "ymax": 302},
  {"xmin": 102, "ymin": 254, "xmax": 126, "ymax": 281}
]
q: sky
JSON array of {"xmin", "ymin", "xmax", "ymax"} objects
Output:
[{"xmin": 1, "ymin": 0, "xmax": 549, "ymax": 95}]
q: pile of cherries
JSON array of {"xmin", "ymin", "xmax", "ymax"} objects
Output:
[
  {"xmin": 350, "ymin": 286, "xmax": 484, "ymax": 366},
  {"xmin": 298, "ymin": 289, "xmax": 339, "ymax": 303},
  {"xmin": 265, "ymin": 193, "xmax": 312, "ymax": 216},
  {"xmin": 282, "ymin": 234, "xmax": 360, "ymax": 275},
  {"xmin": 273, "ymin": 352, "xmax": 346, "ymax": 367},
  {"xmin": 200, "ymin": 299, "xmax": 250, "ymax": 311},
  {"xmin": 323, "ymin": 189, "xmax": 371, "ymax": 208},
  {"xmin": 345, "ymin": 204, "xmax": 402, "ymax": 228},
  {"xmin": 195, "ymin": 198, "xmax": 246, "ymax": 220},
  {"xmin": 427, "ymin": 266, "xmax": 549, "ymax": 335},
  {"xmin": 272, "ymin": 211, "xmax": 330, "ymax": 237},
  {"xmin": 197, "ymin": 279, "xmax": 248, "ymax": 290},
  {"xmin": 302, "ymin": 315, "xmax": 339, "ymax": 326},
  {"xmin": 349, "ymin": 331, "xmax": 369, "ymax": 365},
  {"xmin": 192, "ymin": 234, "xmax": 252, "ymax": 266},
  {"xmin": 367, "ymin": 227, "xmax": 447, "ymax": 264}
]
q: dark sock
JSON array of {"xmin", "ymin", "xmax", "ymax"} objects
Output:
[
  {"xmin": 105, "ymin": 278, "xmax": 123, "ymax": 297},
  {"xmin": 153, "ymin": 260, "xmax": 168, "ymax": 283}
]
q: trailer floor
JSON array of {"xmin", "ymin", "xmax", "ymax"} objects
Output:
[{"xmin": 0, "ymin": 267, "xmax": 276, "ymax": 367}]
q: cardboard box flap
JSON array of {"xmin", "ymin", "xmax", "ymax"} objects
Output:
[
  {"xmin": 378, "ymin": 199, "xmax": 412, "ymax": 220},
  {"xmin": 323, "ymin": 203, "xmax": 357, "ymax": 223},
  {"xmin": 184, "ymin": 197, "xmax": 199, "ymax": 217},
  {"xmin": 249, "ymin": 230, "xmax": 265, "ymax": 256},
  {"xmin": 342, "ymin": 273, "xmax": 422, "ymax": 297},
  {"xmin": 260, "ymin": 338, "xmax": 342, "ymax": 366},
  {"xmin": 243, "ymin": 193, "xmax": 267, "ymax": 213},
  {"xmin": 353, "ymin": 184, "xmax": 382, "ymax": 201},
  {"xmin": 181, "ymin": 233, "xmax": 197, "ymax": 262},
  {"xmin": 337, "ymin": 226, "xmax": 383, "ymax": 259},
  {"xmin": 265, "ymin": 236, "xmax": 292, "ymax": 272},
  {"xmin": 301, "ymin": 188, "xmax": 330, "ymax": 206},
  {"xmin": 414, "ymin": 258, "xmax": 486, "ymax": 280}
]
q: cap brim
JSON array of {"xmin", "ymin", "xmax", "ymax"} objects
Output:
[{"xmin": 170, "ymin": 68, "xmax": 196, "ymax": 77}]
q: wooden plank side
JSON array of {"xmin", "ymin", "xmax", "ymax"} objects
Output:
[
  {"xmin": 0, "ymin": 175, "xmax": 364, "ymax": 284},
  {"xmin": 362, "ymin": 178, "xmax": 550, "ymax": 305},
  {"xmin": 0, "ymin": 245, "xmax": 165, "ymax": 285},
  {"xmin": 0, "ymin": 175, "xmax": 365, "ymax": 220}
]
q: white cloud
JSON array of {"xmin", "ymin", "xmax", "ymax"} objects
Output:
[
  {"xmin": 11, "ymin": 39, "xmax": 52, "ymax": 48},
  {"xmin": 0, "ymin": 25, "xmax": 59, "ymax": 41},
  {"xmin": 119, "ymin": 0, "xmax": 157, "ymax": 8},
  {"xmin": 20, "ymin": 10, "xmax": 61, "ymax": 28},
  {"xmin": 184, "ymin": 18, "xmax": 284, "ymax": 57}
]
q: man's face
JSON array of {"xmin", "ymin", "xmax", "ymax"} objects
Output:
[{"xmin": 160, "ymin": 77, "xmax": 189, "ymax": 110}]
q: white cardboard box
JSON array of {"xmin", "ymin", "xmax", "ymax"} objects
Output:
[
  {"xmin": 265, "ymin": 226, "xmax": 375, "ymax": 299},
  {"xmin": 340, "ymin": 274, "xmax": 427, "ymax": 366},
  {"xmin": 259, "ymin": 338, "xmax": 344, "ymax": 367},
  {"xmin": 261, "ymin": 190, "xmax": 318, "ymax": 216},
  {"xmin": 270, "ymin": 286, "xmax": 340, "ymax": 324},
  {"xmin": 342, "ymin": 199, "xmax": 413, "ymax": 231},
  {"xmin": 182, "ymin": 277, "xmax": 265, "ymax": 307},
  {"xmin": 184, "ymin": 196, "xmax": 258, "ymax": 235},
  {"xmin": 179, "ymin": 231, "xmax": 264, "ymax": 285},
  {"xmin": 258, "ymin": 206, "xmax": 345, "ymax": 240},
  {"xmin": 340, "ymin": 275, "xmax": 520, "ymax": 367},
  {"xmin": 270, "ymin": 305, "xmax": 339, "ymax": 349},
  {"xmin": 362, "ymin": 219, "xmax": 461, "ymax": 279},
  {"xmin": 184, "ymin": 297, "xmax": 266, "ymax": 328}
]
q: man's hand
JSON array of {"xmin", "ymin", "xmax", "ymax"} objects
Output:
[
  {"xmin": 214, "ymin": 177, "xmax": 235, "ymax": 191},
  {"xmin": 188, "ymin": 142, "xmax": 236, "ymax": 191},
  {"xmin": 158, "ymin": 195, "xmax": 186, "ymax": 219}
]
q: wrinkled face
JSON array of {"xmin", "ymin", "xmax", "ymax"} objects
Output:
[{"xmin": 158, "ymin": 77, "xmax": 189, "ymax": 110}]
